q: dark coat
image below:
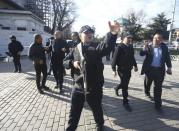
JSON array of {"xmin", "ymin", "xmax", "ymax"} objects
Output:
[
  {"xmin": 8, "ymin": 41, "xmax": 24, "ymax": 56},
  {"xmin": 28, "ymin": 43, "xmax": 46, "ymax": 63},
  {"xmin": 63, "ymin": 32, "xmax": 117, "ymax": 93},
  {"xmin": 111, "ymin": 43, "xmax": 137, "ymax": 72},
  {"xmin": 50, "ymin": 38, "xmax": 68, "ymax": 63},
  {"xmin": 140, "ymin": 43, "xmax": 172, "ymax": 75}
]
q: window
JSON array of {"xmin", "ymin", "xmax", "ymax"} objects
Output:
[
  {"xmin": 1, "ymin": 27, "xmax": 10, "ymax": 30},
  {"xmin": 17, "ymin": 27, "xmax": 26, "ymax": 31}
]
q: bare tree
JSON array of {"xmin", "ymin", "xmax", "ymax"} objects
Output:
[{"xmin": 51, "ymin": 0, "xmax": 77, "ymax": 34}]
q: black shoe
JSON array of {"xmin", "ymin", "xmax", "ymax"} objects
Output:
[
  {"xmin": 59, "ymin": 89, "xmax": 63, "ymax": 94},
  {"xmin": 18, "ymin": 70, "xmax": 21, "ymax": 73},
  {"xmin": 114, "ymin": 86, "xmax": 119, "ymax": 96},
  {"xmin": 155, "ymin": 104, "xmax": 162, "ymax": 111},
  {"xmin": 123, "ymin": 102, "xmax": 132, "ymax": 112},
  {"xmin": 145, "ymin": 91, "xmax": 150, "ymax": 96},
  {"xmin": 42, "ymin": 86, "xmax": 50, "ymax": 91},
  {"xmin": 55, "ymin": 85, "xmax": 59, "ymax": 89},
  {"xmin": 47, "ymin": 72, "xmax": 51, "ymax": 75},
  {"xmin": 38, "ymin": 89, "xmax": 44, "ymax": 94},
  {"xmin": 59, "ymin": 86, "xmax": 63, "ymax": 94},
  {"xmin": 145, "ymin": 92, "xmax": 153, "ymax": 101},
  {"xmin": 96, "ymin": 125, "xmax": 104, "ymax": 131}
]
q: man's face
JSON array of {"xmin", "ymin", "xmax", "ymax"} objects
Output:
[
  {"xmin": 54, "ymin": 32, "xmax": 62, "ymax": 39},
  {"xmin": 11, "ymin": 38, "xmax": 16, "ymax": 42},
  {"xmin": 37, "ymin": 37, "xmax": 42, "ymax": 44},
  {"xmin": 153, "ymin": 34, "xmax": 162, "ymax": 45},
  {"xmin": 71, "ymin": 34, "xmax": 78, "ymax": 41},
  {"xmin": 80, "ymin": 32, "xmax": 94, "ymax": 43},
  {"xmin": 123, "ymin": 37, "xmax": 132, "ymax": 44}
]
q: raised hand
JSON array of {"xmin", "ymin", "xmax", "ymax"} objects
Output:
[
  {"xmin": 112, "ymin": 71, "xmax": 117, "ymax": 77},
  {"xmin": 108, "ymin": 21, "xmax": 120, "ymax": 35},
  {"xmin": 73, "ymin": 61, "xmax": 81, "ymax": 70}
]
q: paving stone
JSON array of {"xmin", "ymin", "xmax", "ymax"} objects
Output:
[{"xmin": 0, "ymin": 58, "xmax": 179, "ymax": 131}]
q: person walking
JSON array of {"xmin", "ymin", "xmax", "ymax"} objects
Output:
[
  {"xmin": 140, "ymin": 33, "xmax": 172, "ymax": 110},
  {"xmin": 111, "ymin": 32, "xmax": 138, "ymax": 112},
  {"xmin": 64, "ymin": 21, "xmax": 120, "ymax": 131}
]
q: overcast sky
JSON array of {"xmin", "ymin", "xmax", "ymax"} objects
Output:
[{"xmin": 72, "ymin": 0, "xmax": 179, "ymax": 36}]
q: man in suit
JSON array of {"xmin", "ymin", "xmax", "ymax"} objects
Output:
[{"xmin": 140, "ymin": 33, "xmax": 172, "ymax": 110}]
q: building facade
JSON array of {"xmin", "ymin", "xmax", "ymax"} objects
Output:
[{"xmin": 0, "ymin": 0, "xmax": 51, "ymax": 57}]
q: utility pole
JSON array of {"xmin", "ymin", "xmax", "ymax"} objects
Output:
[{"xmin": 169, "ymin": 0, "xmax": 176, "ymax": 44}]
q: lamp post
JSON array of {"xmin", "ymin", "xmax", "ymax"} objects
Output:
[{"xmin": 169, "ymin": 0, "xmax": 176, "ymax": 44}]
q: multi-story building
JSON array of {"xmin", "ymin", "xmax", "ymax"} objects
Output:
[{"xmin": 0, "ymin": 0, "xmax": 51, "ymax": 57}]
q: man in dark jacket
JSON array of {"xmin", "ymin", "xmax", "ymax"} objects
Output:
[
  {"xmin": 64, "ymin": 22, "xmax": 120, "ymax": 131},
  {"xmin": 140, "ymin": 33, "xmax": 172, "ymax": 110},
  {"xmin": 66, "ymin": 32, "xmax": 81, "ymax": 84},
  {"xmin": 29, "ymin": 34, "xmax": 50, "ymax": 94},
  {"xmin": 8, "ymin": 35, "xmax": 24, "ymax": 73},
  {"xmin": 111, "ymin": 33, "xmax": 138, "ymax": 111},
  {"xmin": 50, "ymin": 31, "xmax": 68, "ymax": 92}
]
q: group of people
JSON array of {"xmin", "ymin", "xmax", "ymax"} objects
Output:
[
  {"xmin": 8, "ymin": 21, "xmax": 172, "ymax": 131},
  {"xmin": 28, "ymin": 31, "xmax": 81, "ymax": 94}
]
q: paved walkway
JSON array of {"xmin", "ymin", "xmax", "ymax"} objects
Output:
[{"xmin": 0, "ymin": 57, "xmax": 179, "ymax": 131}]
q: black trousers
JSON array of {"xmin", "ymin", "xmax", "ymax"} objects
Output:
[
  {"xmin": 117, "ymin": 70, "xmax": 131, "ymax": 103},
  {"xmin": 52, "ymin": 61, "xmax": 64, "ymax": 88},
  {"xmin": 48, "ymin": 61, "xmax": 52, "ymax": 74},
  {"xmin": 34, "ymin": 63, "xmax": 47, "ymax": 89},
  {"xmin": 145, "ymin": 67, "xmax": 164, "ymax": 106},
  {"xmin": 66, "ymin": 88, "xmax": 104, "ymax": 131},
  {"xmin": 13, "ymin": 55, "xmax": 21, "ymax": 71},
  {"xmin": 144, "ymin": 75, "xmax": 153, "ymax": 94}
]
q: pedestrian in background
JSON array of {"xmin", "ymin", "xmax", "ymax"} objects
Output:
[
  {"xmin": 49, "ymin": 31, "xmax": 68, "ymax": 93},
  {"xmin": 29, "ymin": 34, "xmax": 50, "ymax": 94},
  {"xmin": 8, "ymin": 35, "xmax": 24, "ymax": 73}
]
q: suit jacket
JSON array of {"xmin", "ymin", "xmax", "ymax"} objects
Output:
[{"xmin": 140, "ymin": 43, "xmax": 172, "ymax": 76}]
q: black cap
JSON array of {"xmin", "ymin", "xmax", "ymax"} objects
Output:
[
  {"xmin": 79, "ymin": 25, "xmax": 94, "ymax": 34},
  {"xmin": 122, "ymin": 32, "xmax": 132, "ymax": 38},
  {"xmin": 10, "ymin": 35, "xmax": 16, "ymax": 39}
]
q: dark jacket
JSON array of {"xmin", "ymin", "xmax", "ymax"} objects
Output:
[
  {"xmin": 50, "ymin": 38, "xmax": 68, "ymax": 62},
  {"xmin": 111, "ymin": 43, "xmax": 137, "ymax": 72},
  {"xmin": 67, "ymin": 40, "xmax": 80, "ymax": 48},
  {"xmin": 63, "ymin": 32, "xmax": 117, "ymax": 93},
  {"xmin": 140, "ymin": 43, "xmax": 172, "ymax": 75},
  {"xmin": 8, "ymin": 41, "xmax": 24, "ymax": 56},
  {"xmin": 28, "ymin": 43, "xmax": 46, "ymax": 63}
]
